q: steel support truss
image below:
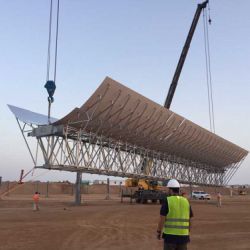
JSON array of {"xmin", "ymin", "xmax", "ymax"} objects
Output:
[{"xmin": 24, "ymin": 123, "xmax": 245, "ymax": 186}]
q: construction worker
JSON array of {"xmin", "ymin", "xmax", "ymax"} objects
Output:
[
  {"xmin": 230, "ymin": 187, "xmax": 233, "ymax": 197},
  {"xmin": 157, "ymin": 179, "xmax": 193, "ymax": 250},
  {"xmin": 33, "ymin": 191, "xmax": 40, "ymax": 211},
  {"xmin": 217, "ymin": 192, "xmax": 222, "ymax": 207}
]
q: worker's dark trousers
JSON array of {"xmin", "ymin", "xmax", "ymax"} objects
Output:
[{"xmin": 164, "ymin": 242, "xmax": 187, "ymax": 250}]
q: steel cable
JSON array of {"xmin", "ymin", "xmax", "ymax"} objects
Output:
[
  {"xmin": 46, "ymin": 0, "xmax": 53, "ymax": 82},
  {"xmin": 203, "ymin": 9, "xmax": 215, "ymax": 133},
  {"xmin": 53, "ymin": 0, "xmax": 60, "ymax": 83}
]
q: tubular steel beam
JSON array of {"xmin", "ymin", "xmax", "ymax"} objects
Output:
[{"xmin": 32, "ymin": 130, "xmax": 235, "ymax": 186}]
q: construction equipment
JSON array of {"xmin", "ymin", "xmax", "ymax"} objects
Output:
[
  {"xmin": 125, "ymin": 178, "xmax": 161, "ymax": 191},
  {"xmin": 45, "ymin": 0, "xmax": 60, "ymax": 124},
  {"xmin": 124, "ymin": 157, "xmax": 167, "ymax": 203},
  {"xmin": 125, "ymin": 157, "xmax": 168, "ymax": 203},
  {"xmin": 125, "ymin": 178, "xmax": 166, "ymax": 203},
  {"xmin": 164, "ymin": 0, "xmax": 209, "ymax": 109},
  {"xmin": 122, "ymin": 2, "xmax": 209, "ymax": 203},
  {"xmin": 238, "ymin": 186, "xmax": 247, "ymax": 195}
]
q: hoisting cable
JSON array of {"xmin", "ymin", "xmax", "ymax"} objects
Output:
[
  {"xmin": 46, "ymin": 0, "xmax": 53, "ymax": 82},
  {"xmin": 205, "ymin": 4, "xmax": 216, "ymax": 133},
  {"xmin": 206, "ymin": 4, "xmax": 216, "ymax": 133},
  {"xmin": 202, "ymin": 5, "xmax": 215, "ymax": 133},
  {"xmin": 203, "ymin": 10, "xmax": 212, "ymax": 132},
  {"xmin": 208, "ymin": 1, "xmax": 212, "ymax": 25},
  {"xmin": 44, "ymin": 0, "xmax": 60, "ymax": 124},
  {"xmin": 53, "ymin": 0, "xmax": 60, "ymax": 83}
]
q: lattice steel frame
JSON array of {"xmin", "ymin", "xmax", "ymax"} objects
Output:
[{"xmin": 26, "ymin": 123, "xmax": 245, "ymax": 186}]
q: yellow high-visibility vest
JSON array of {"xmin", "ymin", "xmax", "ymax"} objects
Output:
[{"xmin": 164, "ymin": 196, "xmax": 190, "ymax": 236}]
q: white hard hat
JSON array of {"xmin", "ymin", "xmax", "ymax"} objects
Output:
[{"xmin": 167, "ymin": 179, "xmax": 180, "ymax": 188}]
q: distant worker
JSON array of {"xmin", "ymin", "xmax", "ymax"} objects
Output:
[
  {"xmin": 157, "ymin": 179, "xmax": 193, "ymax": 250},
  {"xmin": 217, "ymin": 192, "xmax": 222, "ymax": 207},
  {"xmin": 230, "ymin": 187, "xmax": 233, "ymax": 197},
  {"xmin": 33, "ymin": 191, "xmax": 40, "ymax": 211}
]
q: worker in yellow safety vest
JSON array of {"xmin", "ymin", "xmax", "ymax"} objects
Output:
[{"xmin": 157, "ymin": 179, "xmax": 193, "ymax": 250}]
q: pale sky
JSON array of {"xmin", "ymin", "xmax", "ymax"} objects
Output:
[{"xmin": 0, "ymin": 0, "xmax": 249, "ymax": 184}]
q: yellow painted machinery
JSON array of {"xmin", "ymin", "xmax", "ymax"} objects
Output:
[
  {"xmin": 125, "ymin": 178, "xmax": 166, "ymax": 204},
  {"xmin": 125, "ymin": 178, "xmax": 161, "ymax": 191}
]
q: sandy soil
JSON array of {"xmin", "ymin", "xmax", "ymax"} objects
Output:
[{"xmin": 1, "ymin": 195, "xmax": 250, "ymax": 250}]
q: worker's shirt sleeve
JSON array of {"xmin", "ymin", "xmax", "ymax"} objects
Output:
[
  {"xmin": 190, "ymin": 205, "xmax": 194, "ymax": 218},
  {"xmin": 160, "ymin": 199, "xmax": 168, "ymax": 216}
]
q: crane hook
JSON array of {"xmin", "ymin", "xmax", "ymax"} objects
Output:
[{"xmin": 44, "ymin": 80, "xmax": 56, "ymax": 103}]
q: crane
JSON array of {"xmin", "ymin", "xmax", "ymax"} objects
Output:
[
  {"xmin": 164, "ymin": 0, "xmax": 209, "ymax": 109},
  {"xmin": 124, "ymin": 1, "xmax": 210, "ymax": 204}
]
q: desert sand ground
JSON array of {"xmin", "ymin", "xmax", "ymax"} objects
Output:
[{"xmin": 1, "ymin": 194, "xmax": 250, "ymax": 250}]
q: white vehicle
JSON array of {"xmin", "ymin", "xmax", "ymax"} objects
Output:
[{"xmin": 192, "ymin": 191, "xmax": 211, "ymax": 200}]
